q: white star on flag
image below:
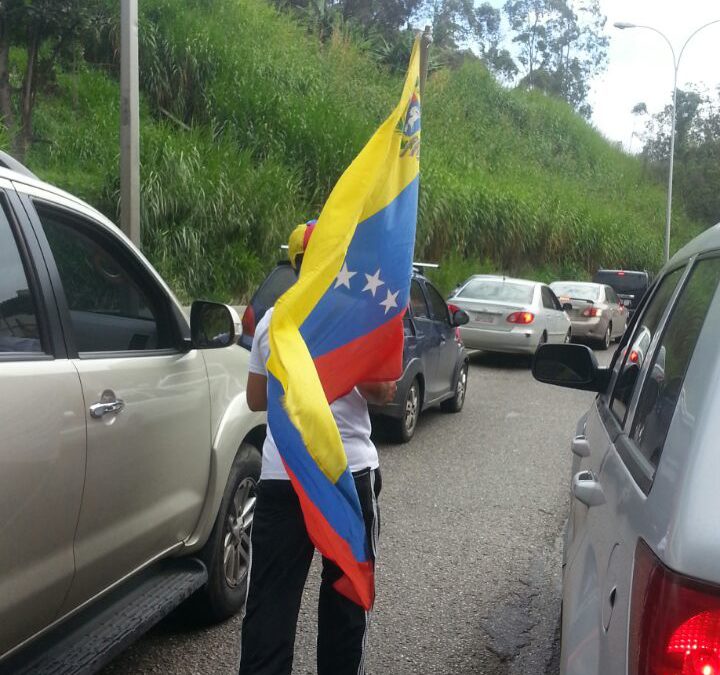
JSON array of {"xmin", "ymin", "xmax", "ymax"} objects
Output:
[
  {"xmin": 334, "ymin": 262, "xmax": 356, "ymax": 289},
  {"xmin": 362, "ymin": 269, "xmax": 385, "ymax": 297},
  {"xmin": 379, "ymin": 289, "xmax": 399, "ymax": 314}
]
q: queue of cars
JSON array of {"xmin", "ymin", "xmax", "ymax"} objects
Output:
[{"xmin": 446, "ymin": 270, "xmax": 644, "ymax": 356}]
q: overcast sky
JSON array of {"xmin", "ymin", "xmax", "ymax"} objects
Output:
[
  {"xmin": 477, "ymin": 0, "xmax": 720, "ymax": 151},
  {"xmin": 591, "ymin": 0, "xmax": 720, "ymax": 151}
]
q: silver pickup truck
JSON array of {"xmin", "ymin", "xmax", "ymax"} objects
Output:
[{"xmin": 0, "ymin": 155, "xmax": 266, "ymax": 673}]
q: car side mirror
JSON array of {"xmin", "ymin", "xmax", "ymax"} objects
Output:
[
  {"xmin": 190, "ymin": 300, "xmax": 241, "ymax": 349},
  {"xmin": 532, "ymin": 344, "xmax": 610, "ymax": 392},
  {"xmin": 451, "ymin": 309, "xmax": 469, "ymax": 327},
  {"xmin": 562, "ymin": 303, "xmax": 573, "ymax": 312}
]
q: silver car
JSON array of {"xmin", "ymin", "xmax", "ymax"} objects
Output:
[
  {"xmin": 449, "ymin": 275, "xmax": 572, "ymax": 354},
  {"xmin": 550, "ymin": 281, "xmax": 627, "ymax": 349},
  {"xmin": 533, "ymin": 224, "xmax": 720, "ymax": 675}
]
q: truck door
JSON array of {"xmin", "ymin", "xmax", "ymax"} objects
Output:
[
  {"xmin": 0, "ymin": 188, "xmax": 86, "ymax": 656},
  {"xmin": 24, "ymin": 193, "xmax": 212, "ymax": 611}
]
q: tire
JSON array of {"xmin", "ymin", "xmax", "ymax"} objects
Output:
[
  {"xmin": 194, "ymin": 442, "xmax": 262, "ymax": 623},
  {"xmin": 599, "ymin": 323, "xmax": 612, "ymax": 351},
  {"xmin": 535, "ymin": 331, "xmax": 548, "ymax": 354},
  {"xmin": 441, "ymin": 363, "xmax": 468, "ymax": 413},
  {"xmin": 390, "ymin": 378, "xmax": 420, "ymax": 443}
]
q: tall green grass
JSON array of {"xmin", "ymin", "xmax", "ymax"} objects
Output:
[{"xmin": 10, "ymin": 0, "xmax": 702, "ymax": 300}]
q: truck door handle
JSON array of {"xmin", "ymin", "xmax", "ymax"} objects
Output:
[
  {"xmin": 572, "ymin": 470, "xmax": 605, "ymax": 507},
  {"xmin": 571, "ymin": 436, "xmax": 590, "ymax": 457},
  {"xmin": 89, "ymin": 390, "xmax": 125, "ymax": 419}
]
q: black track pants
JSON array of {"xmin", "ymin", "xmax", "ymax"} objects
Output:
[{"xmin": 238, "ymin": 468, "xmax": 381, "ymax": 675}]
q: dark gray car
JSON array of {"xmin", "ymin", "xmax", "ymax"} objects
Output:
[{"xmin": 241, "ymin": 266, "xmax": 470, "ymax": 443}]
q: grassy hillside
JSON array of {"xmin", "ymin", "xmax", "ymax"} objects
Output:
[{"xmin": 12, "ymin": 0, "xmax": 699, "ymax": 300}]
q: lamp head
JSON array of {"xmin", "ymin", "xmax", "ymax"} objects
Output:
[{"xmin": 614, "ymin": 21, "xmax": 636, "ymax": 29}]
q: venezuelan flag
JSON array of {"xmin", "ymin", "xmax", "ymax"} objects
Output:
[{"xmin": 266, "ymin": 38, "xmax": 421, "ymax": 610}]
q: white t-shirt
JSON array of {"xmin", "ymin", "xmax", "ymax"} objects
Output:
[{"xmin": 248, "ymin": 308, "xmax": 379, "ymax": 480}]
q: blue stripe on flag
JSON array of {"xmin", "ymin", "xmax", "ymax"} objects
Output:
[
  {"xmin": 267, "ymin": 373, "xmax": 370, "ymax": 562},
  {"xmin": 300, "ymin": 177, "xmax": 419, "ymax": 358}
]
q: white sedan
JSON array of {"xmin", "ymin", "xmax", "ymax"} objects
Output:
[{"xmin": 449, "ymin": 275, "xmax": 572, "ymax": 355}]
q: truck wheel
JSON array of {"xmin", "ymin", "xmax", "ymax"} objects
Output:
[{"xmin": 195, "ymin": 442, "xmax": 261, "ymax": 623}]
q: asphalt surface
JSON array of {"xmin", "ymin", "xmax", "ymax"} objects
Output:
[{"xmin": 102, "ymin": 347, "xmax": 612, "ymax": 675}]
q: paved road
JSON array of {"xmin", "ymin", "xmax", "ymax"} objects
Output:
[{"xmin": 102, "ymin": 348, "xmax": 612, "ymax": 675}]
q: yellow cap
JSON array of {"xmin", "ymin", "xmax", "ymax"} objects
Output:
[{"xmin": 288, "ymin": 219, "xmax": 316, "ymax": 269}]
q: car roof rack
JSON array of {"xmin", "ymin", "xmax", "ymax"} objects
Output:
[
  {"xmin": 0, "ymin": 150, "xmax": 39, "ymax": 180},
  {"xmin": 413, "ymin": 262, "xmax": 439, "ymax": 273}
]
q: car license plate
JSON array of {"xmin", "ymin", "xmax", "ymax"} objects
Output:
[{"xmin": 474, "ymin": 312, "xmax": 496, "ymax": 324}]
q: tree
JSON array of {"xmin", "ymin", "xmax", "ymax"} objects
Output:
[
  {"xmin": 0, "ymin": 0, "xmax": 106, "ymax": 159},
  {"xmin": 641, "ymin": 86, "xmax": 720, "ymax": 227},
  {"xmin": 503, "ymin": 0, "xmax": 608, "ymax": 116},
  {"xmin": 472, "ymin": 2, "xmax": 518, "ymax": 81},
  {"xmin": 273, "ymin": 0, "xmax": 423, "ymax": 34},
  {"xmin": 434, "ymin": 0, "xmax": 476, "ymax": 49},
  {"xmin": 341, "ymin": 0, "xmax": 424, "ymax": 32}
]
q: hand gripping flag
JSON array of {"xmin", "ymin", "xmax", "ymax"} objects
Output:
[{"xmin": 266, "ymin": 38, "xmax": 421, "ymax": 610}]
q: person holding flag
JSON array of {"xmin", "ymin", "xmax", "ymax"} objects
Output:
[{"xmin": 239, "ymin": 37, "xmax": 422, "ymax": 675}]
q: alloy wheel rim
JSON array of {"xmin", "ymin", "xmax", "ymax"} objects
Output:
[
  {"xmin": 457, "ymin": 367, "xmax": 467, "ymax": 404},
  {"xmin": 405, "ymin": 384, "xmax": 419, "ymax": 433},
  {"xmin": 223, "ymin": 477, "xmax": 257, "ymax": 588}
]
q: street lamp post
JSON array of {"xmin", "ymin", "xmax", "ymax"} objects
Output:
[
  {"xmin": 615, "ymin": 19, "xmax": 720, "ymax": 263},
  {"xmin": 120, "ymin": 0, "xmax": 140, "ymax": 248}
]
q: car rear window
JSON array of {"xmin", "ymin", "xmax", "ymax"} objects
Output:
[
  {"xmin": 594, "ymin": 271, "xmax": 648, "ymax": 293},
  {"xmin": 458, "ymin": 279, "xmax": 534, "ymax": 304},
  {"xmin": 550, "ymin": 282, "xmax": 602, "ymax": 302},
  {"xmin": 254, "ymin": 265, "xmax": 297, "ymax": 307}
]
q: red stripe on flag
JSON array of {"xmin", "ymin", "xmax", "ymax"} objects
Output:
[
  {"xmin": 314, "ymin": 312, "xmax": 405, "ymax": 403},
  {"xmin": 283, "ymin": 462, "xmax": 375, "ymax": 609}
]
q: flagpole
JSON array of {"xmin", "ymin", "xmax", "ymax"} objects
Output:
[{"xmin": 419, "ymin": 25, "xmax": 432, "ymax": 101}]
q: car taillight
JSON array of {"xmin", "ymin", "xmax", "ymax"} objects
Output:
[
  {"xmin": 241, "ymin": 305, "xmax": 256, "ymax": 338},
  {"xmin": 448, "ymin": 303, "xmax": 460, "ymax": 314},
  {"xmin": 507, "ymin": 311, "xmax": 534, "ymax": 324},
  {"xmin": 618, "ymin": 271, "xmax": 626, "ymax": 276},
  {"xmin": 582, "ymin": 307, "xmax": 603, "ymax": 317},
  {"xmin": 629, "ymin": 350, "xmax": 639, "ymax": 363},
  {"xmin": 630, "ymin": 540, "xmax": 720, "ymax": 675}
]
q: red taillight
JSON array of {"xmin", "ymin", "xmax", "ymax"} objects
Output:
[
  {"xmin": 668, "ymin": 613, "xmax": 720, "ymax": 674},
  {"xmin": 507, "ymin": 311, "xmax": 534, "ymax": 325},
  {"xmin": 582, "ymin": 307, "xmax": 603, "ymax": 317},
  {"xmin": 241, "ymin": 305, "xmax": 256, "ymax": 338},
  {"xmin": 448, "ymin": 303, "xmax": 460, "ymax": 314},
  {"xmin": 618, "ymin": 271, "xmax": 626, "ymax": 276},
  {"xmin": 629, "ymin": 350, "xmax": 639, "ymax": 363},
  {"xmin": 630, "ymin": 540, "xmax": 720, "ymax": 675}
]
